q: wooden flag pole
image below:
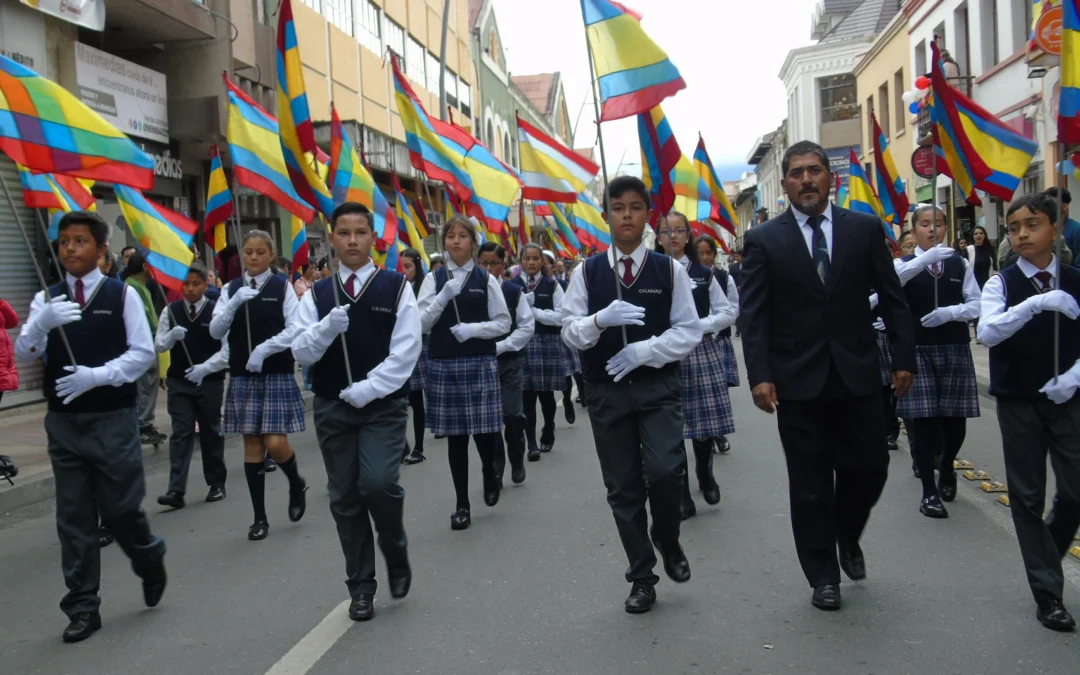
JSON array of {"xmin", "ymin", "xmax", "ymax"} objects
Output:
[
  {"xmin": 931, "ymin": 145, "xmax": 940, "ymax": 309},
  {"xmin": 1055, "ymin": 142, "xmax": 1067, "ymax": 381},
  {"xmin": 321, "ymin": 212, "xmax": 354, "ymax": 386}
]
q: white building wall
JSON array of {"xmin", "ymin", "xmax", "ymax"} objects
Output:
[{"xmin": 780, "ymin": 39, "xmax": 868, "ymax": 146}]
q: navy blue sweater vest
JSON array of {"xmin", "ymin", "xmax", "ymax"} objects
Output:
[
  {"xmin": 522, "ymin": 276, "xmax": 560, "ymax": 335},
  {"xmin": 989, "ymin": 264, "xmax": 1080, "ymax": 400},
  {"xmin": 45, "ymin": 277, "xmax": 137, "ymax": 412},
  {"xmin": 167, "ymin": 299, "xmax": 225, "ymax": 381},
  {"xmin": 227, "ymin": 275, "xmax": 295, "ymax": 376},
  {"xmin": 901, "ymin": 253, "xmax": 970, "ymax": 345},
  {"xmin": 712, "ymin": 268, "xmax": 732, "ymax": 338},
  {"xmin": 429, "ymin": 266, "xmax": 496, "ymax": 359},
  {"xmin": 686, "ymin": 262, "xmax": 713, "ymax": 320},
  {"xmin": 499, "ymin": 280, "xmax": 524, "ymax": 361},
  {"xmin": 310, "ymin": 270, "xmax": 408, "ymax": 400},
  {"xmin": 582, "ymin": 251, "xmax": 674, "ymax": 383}
]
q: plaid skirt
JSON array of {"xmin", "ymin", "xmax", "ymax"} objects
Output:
[
  {"xmin": 426, "ymin": 355, "xmax": 503, "ymax": 436},
  {"xmin": 523, "ymin": 333, "xmax": 570, "ymax": 391},
  {"xmin": 561, "ymin": 340, "xmax": 582, "ymax": 375},
  {"xmin": 408, "ymin": 342, "xmax": 429, "ymax": 393},
  {"xmin": 896, "ymin": 344, "xmax": 980, "ymax": 419},
  {"xmin": 679, "ymin": 338, "xmax": 736, "ymax": 439},
  {"xmin": 224, "ymin": 373, "xmax": 306, "ymax": 435},
  {"xmin": 875, "ymin": 330, "xmax": 892, "ymax": 387},
  {"xmin": 717, "ymin": 336, "xmax": 741, "ymax": 387}
]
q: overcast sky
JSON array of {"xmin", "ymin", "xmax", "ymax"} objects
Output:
[{"xmin": 494, "ymin": 0, "xmax": 820, "ymax": 181}]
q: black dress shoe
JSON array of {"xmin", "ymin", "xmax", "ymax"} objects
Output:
[
  {"xmin": 838, "ymin": 542, "xmax": 866, "ymax": 581},
  {"xmin": 349, "ymin": 594, "xmax": 375, "ymax": 621},
  {"xmin": 650, "ymin": 527, "xmax": 691, "ymax": 583},
  {"xmin": 811, "ymin": 584, "xmax": 842, "ymax": 611},
  {"xmin": 450, "ymin": 508, "xmax": 471, "ymax": 531},
  {"xmin": 140, "ymin": 557, "xmax": 167, "ymax": 607},
  {"xmin": 939, "ymin": 470, "xmax": 958, "ymax": 502},
  {"xmin": 920, "ymin": 495, "xmax": 949, "ymax": 519},
  {"xmin": 98, "ymin": 527, "xmax": 114, "ymax": 548},
  {"xmin": 540, "ymin": 426, "xmax": 554, "ymax": 452},
  {"xmin": 714, "ymin": 436, "xmax": 731, "ymax": 454},
  {"xmin": 887, "ymin": 438, "xmax": 899, "ymax": 451},
  {"xmin": 483, "ymin": 481, "xmax": 501, "ymax": 507},
  {"xmin": 698, "ymin": 474, "xmax": 721, "ymax": 506},
  {"xmin": 248, "ymin": 521, "xmax": 270, "ymax": 540},
  {"xmin": 403, "ymin": 450, "xmax": 426, "ymax": 465},
  {"xmin": 205, "ymin": 486, "xmax": 226, "ymax": 503},
  {"xmin": 912, "ymin": 461, "xmax": 921, "ymax": 478},
  {"xmin": 1036, "ymin": 598, "xmax": 1077, "ymax": 631},
  {"xmin": 564, "ymin": 401, "xmax": 576, "ymax": 424},
  {"xmin": 680, "ymin": 500, "xmax": 697, "ymax": 520},
  {"xmin": 288, "ymin": 483, "xmax": 309, "ymax": 522},
  {"xmin": 157, "ymin": 491, "xmax": 185, "ymax": 509},
  {"xmin": 527, "ymin": 448, "xmax": 541, "ymax": 462},
  {"xmin": 62, "ymin": 612, "xmax": 102, "ymax": 643},
  {"xmin": 263, "ymin": 457, "xmax": 277, "ymax": 472},
  {"xmin": 511, "ymin": 465, "xmax": 526, "ymax": 484},
  {"xmin": 624, "ymin": 580, "xmax": 657, "ymax": 614},
  {"xmin": 388, "ymin": 562, "xmax": 412, "ymax": 600}
]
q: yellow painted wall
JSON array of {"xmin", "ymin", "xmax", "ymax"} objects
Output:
[
  {"xmin": 329, "ymin": 24, "xmax": 358, "ymax": 90},
  {"xmin": 408, "ymin": 0, "xmax": 427, "ymax": 38},
  {"xmin": 445, "ymin": 32, "xmax": 459, "ymax": 73},
  {"xmin": 385, "ymin": 0, "xmax": 408, "ymax": 26},
  {"xmin": 333, "ymin": 82, "xmax": 361, "ymax": 121},
  {"xmin": 304, "ymin": 66, "xmax": 331, "ymax": 121},
  {"xmin": 364, "ymin": 98, "xmax": 390, "ymax": 135},
  {"xmin": 360, "ymin": 48, "xmax": 389, "ymax": 107},
  {"xmin": 426, "ymin": 7, "xmax": 440, "ymax": 49},
  {"xmin": 294, "ymin": 2, "xmax": 328, "ymax": 75}
]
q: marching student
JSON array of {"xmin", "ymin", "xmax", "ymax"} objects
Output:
[
  {"xmin": 292, "ymin": 202, "xmax": 419, "ymax": 623},
  {"xmin": 154, "ymin": 261, "xmax": 229, "ymax": 509},
  {"xmin": 554, "ymin": 265, "xmax": 586, "ymax": 424},
  {"xmin": 695, "ymin": 234, "xmax": 741, "ymax": 454},
  {"xmin": 210, "ymin": 229, "xmax": 308, "ymax": 541},
  {"xmin": 401, "ymin": 247, "xmax": 428, "ymax": 465},
  {"xmin": 658, "ymin": 218, "xmax": 735, "ymax": 519},
  {"xmin": 417, "ymin": 216, "xmax": 511, "ymax": 530},
  {"xmin": 893, "ymin": 205, "xmax": 981, "ymax": 518},
  {"xmin": 15, "ymin": 211, "xmax": 166, "ymax": 643},
  {"xmin": 478, "ymin": 242, "xmax": 535, "ymax": 486},
  {"xmin": 562, "ymin": 176, "xmax": 703, "ymax": 614},
  {"xmin": 978, "ymin": 192, "xmax": 1080, "ymax": 632},
  {"xmin": 512, "ymin": 243, "xmax": 569, "ymax": 460}
]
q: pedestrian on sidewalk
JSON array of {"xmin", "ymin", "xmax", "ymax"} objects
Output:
[
  {"xmin": 893, "ymin": 205, "xmax": 982, "ymax": 519},
  {"xmin": 122, "ymin": 252, "xmax": 166, "ymax": 445},
  {"xmin": 562, "ymin": 176, "xmax": 702, "ymax": 614},
  {"xmin": 740, "ymin": 141, "xmax": 915, "ymax": 612},
  {"xmin": 417, "ymin": 216, "xmax": 511, "ymax": 531},
  {"xmin": 154, "ymin": 261, "xmax": 229, "ymax": 510},
  {"xmin": 695, "ymin": 234, "xmax": 742, "ymax": 454},
  {"xmin": 0, "ymin": 296, "xmax": 19, "ymax": 402},
  {"xmin": 210, "ymin": 229, "xmax": 308, "ymax": 542},
  {"xmin": 292, "ymin": 202, "xmax": 419, "ymax": 622},
  {"xmin": 400, "ymin": 248, "xmax": 429, "ymax": 465},
  {"xmin": 979, "ymin": 192, "xmax": 1080, "ymax": 632},
  {"xmin": 14, "ymin": 211, "xmax": 166, "ymax": 643}
]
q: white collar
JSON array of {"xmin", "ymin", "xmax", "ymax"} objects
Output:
[
  {"xmin": 607, "ymin": 241, "xmax": 648, "ymax": 269},
  {"xmin": 447, "ymin": 258, "xmax": 475, "ymax": 275},
  {"xmin": 66, "ymin": 267, "xmax": 103, "ymax": 290},
  {"xmin": 675, "ymin": 255, "xmax": 690, "ymax": 267},
  {"xmin": 337, "ymin": 259, "xmax": 374, "ymax": 285},
  {"xmin": 184, "ymin": 296, "xmax": 208, "ymax": 314},
  {"xmin": 243, "ymin": 269, "xmax": 272, "ymax": 287},
  {"xmin": 1016, "ymin": 255, "xmax": 1059, "ymax": 280},
  {"xmin": 792, "ymin": 203, "xmax": 834, "ymax": 227}
]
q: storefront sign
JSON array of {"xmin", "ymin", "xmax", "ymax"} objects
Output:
[
  {"xmin": 825, "ymin": 145, "xmax": 860, "ymax": 184},
  {"xmin": 20, "ymin": 0, "xmax": 104, "ymax": 31},
  {"xmin": 0, "ymin": 0, "xmax": 46, "ymax": 73},
  {"xmin": 74, "ymin": 42, "xmax": 168, "ymax": 143},
  {"xmin": 1035, "ymin": 6, "xmax": 1063, "ymax": 57},
  {"xmin": 137, "ymin": 140, "xmax": 183, "ymax": 196},
  {"xmin": 911, "ymin": 146, "xmax": 935, "ymax": 179}
]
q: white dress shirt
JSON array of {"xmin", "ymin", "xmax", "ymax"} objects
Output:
[
  {"xmin": 522, "ymin": 273, "xmax": 565, "ymax": 326},
  {"xmin": 209, "ymin": 268, "xmax": 301, "ymax": 356},
  {"xmin": 793, "ymin": 203, "xmax": 834, "ymax": 261},
  {"xmin": 292, "ymin": 260, "xmax": 421, "ymax": 402},
  {"xmin": 675, "ymin": 256, "xmax": 738, "ymax": 335},
  {"xmin": 562, "ymin": 242, "xmax": 703, "ymax": 366},
  {"xmin": 496, "ymin": 291, "xmax": 536, "ymax": 355},
  {"xmin": 978, "ymin": 255, "xmax": 1060, "ymax": 348},
  {"xmin": 416, "ymin": 258, "xmax": 512, "ymax": 337},
  {"xmin": 15, "ymin": 268, "xmax": 155, "ymax": 386},
  {"xmin": 154, "ymin": 297, "xmax": 230, "ymax": 373},
  {"xmin": 893, "ymin": 245, "xmax": 982, "ymax": 321}
]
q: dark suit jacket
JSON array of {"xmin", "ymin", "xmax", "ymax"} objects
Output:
[
  {"xmin": 740, "ymin": 206, "xmax": 916, "ymax": 401},
  {"xmin": 728, "ymin": 262, "xmax": 743, "ymax": 289}
]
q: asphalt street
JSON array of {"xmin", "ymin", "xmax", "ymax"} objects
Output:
[{"xmin": 2, "ymin": 340, "xmax": 1078, "ymax": 675}]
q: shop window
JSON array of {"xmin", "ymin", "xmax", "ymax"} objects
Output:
[{"xmin": 818, "ymin": 73, "xmax": 858, "ymax": 123}]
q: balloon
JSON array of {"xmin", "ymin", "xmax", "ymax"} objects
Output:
[
  {"xmin": 915, "ymin": 75, "xmax": 931, "ymax": 90},
  {"xmin": 902, "ymin": 91, "xmax": 917, "ymax": 105},
  {"xmin": 909, "ymin": 101, "xmax": 919, "ymax": 114},
  {"xmin": 916, "ymin": 85, "xmax": 931, "ymax": 98},
  {"xmin": 1071, "ymin": 152, "xmax": 1080, "ymax": 166}
]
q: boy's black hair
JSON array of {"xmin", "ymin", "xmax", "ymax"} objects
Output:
[
  {"xmin": 607, "ymin": 176, "xmax": 651, "ymax": 211},
  {"xmin": 120, "ymin": 245, "xmax": 137, "ymax": 257},
  {"xmin": 1007, "ymin": 192, "xmax": 1058, "ymax": 225},
  {"xmin": 124, "ymin": 250, "xmax": 147, "ymax": 278},
  {"xmin": 1044, "ymin": 186, "xmax": 1072, "ymax": 205},
  {"xmin": 186, "ymin": 260, "xmax": 209, "ymax": 282},
  {"xmin": 330, "ymin": 202, "xmax": 372, "ymax": 231},
  {"xmin": 781, "ymin": 141, "xmax": 831, "ymax": 177},
  {"xmin": 275, "ymin": 256, "xmax": 291, "ymax": 270},
  {"xmin": 477, "ymin": 241, "xmax": 506, "ymax": 260},
  {"xmin": 58, "ymin": 211, "xmax": 109, "ymax": 247}
]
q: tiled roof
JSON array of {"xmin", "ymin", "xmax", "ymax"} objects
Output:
[
  {"xmin": 820, "ymin": 0, "xmax": 900, "ymax": 43},
  {"xmin": 512, "ymin": 73, "xmax": 558, "ymax": 117},
  {"xmin": 469, "ymin": 0, "xmax": 485, "ymax": 31},
  {"xmin": 573, "ymin": 148, "xmax": 594, "ymax": 163}
]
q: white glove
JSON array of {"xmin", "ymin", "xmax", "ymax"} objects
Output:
[
  {"xmin": 495, "ymin": 340, "xmax": 509, "ymax": 355},
  {"xmin": 697, "ymin": 317, "xmax": 712, "ymax": 334},
  {"xmin": 868, "ymin": 293, "xmax": 879, "ymax": 310},
  {"xmin": 920, "ymin": 307, "xmax": 957, "ymax": 328},
  {"xmin": 339, "ymin": 382, "xmax": 375, "ymax": 409},
  {"xmin": 227, "ymin": 286, "xmax": 259, "ymax": 313},
  {"xmin": 524, "ymin": 293, "xmax": 536, "ymax": 307},
  {"xmin": 35, "ymin": 296, "xmax": 82, "ymax": 333},
  {"xmin": 55, "ymin": 365, "xmax": 99, "ymax": 404},
  {"xmin": 184, "ymin": 363, "xmax": 212, "ymax": 386},
  {"xmin": 246, "ymin": 344, "xmax": 270, "ymax": 372},
  {"xmin": 161, "ymin": 326, "xmax": 188, "ymax": 349},
  {"xmin": 450, "ymin": 323, "xmax": 475, "ymax": 343},
  {"xmin": 1023, "ymin": 290, "xmax": 1080, "ymax": 320},
  {"xmin": 595, "ymin": 301, "xmax": 646, "ymax": 329},
  {"xmin": 872, "ymin": 318, "xmax": 886, "ymax": 332},
  {"xmin": 606, "ymin": 343, "xmax": 641, "ymax": 382},
  {"xmin": 323, "ymin": 306, "xmax": 350, "ymax": 335},
  {"xmin": 1039, "ymin": 371, "xmax": 1080, "ymax": 404},
  {"xmin": 919, "ymin": 244, "xmax": 955, "ymax": 267},
  {"xmin": 437, "ymin": 276, "xmax": 464, "ymax": 305}
]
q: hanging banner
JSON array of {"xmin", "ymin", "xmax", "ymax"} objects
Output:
[
  {"xmin": 74, "ymin": 42, "xmax": 169, "ymax": 143},
  {"xmin": 20, "ymin": 0, "xmax": 104, "ymax": 31},
  {"xmin": 0, "ymin": 0, "xmax": 47, "ymax": 73}
]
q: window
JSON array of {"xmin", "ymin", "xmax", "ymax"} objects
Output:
[
  {"xmin": 981, "ymin": 0, "xmax": 999, "ymax": 70},
  {"xmin": 426, "ymin": 53, "xmax": 440, "ymax": 93},
  {"xmin": 866, "ymin": 95, "xmax": 875, "ymax": 146},
  {"xmin": 914, "ymin": 40, "xmax": 927, "ymax": 78},
  {"xmin": 489, "ymin": 29, "xmax": 501, "ymax": 68},
  {"xmin": 406, "ymin": 38, "xmax": 426, "ymax": 86},
  {"xmin": 323, "ymin": 0, "xmax": 352, "ymax": 36},
  {"xmin": 443, "ymin": 69, "xmax": 458, "ymax": 108},
  {"xmin": 383, "ymin": 16, "xmax": 405, "ymax": 60},
  {"xmin": 486, "ymin": 120, "xmax": 494, "ymax": 151},
  {"xmin": 893, "ymin": 70, "xmax": 904, "ymax": 131},
  {"xmin": 1013, "ymin": 0, "xmax": 1031, "ymax": 54},
  {"xmin": 503, "ymin": 132, "xmax": 510, "ymax": 162},
  {"xmin": 299, "ymin": 0, "xmax": 319, "ymax": 9},
  {"xmin": 877, "ymin": 82, "xmax": 890, "ymax": 137},
  {"xmin": 357, "ymin": 1, "xmax": 381, "ymax": 55},
  {"xmin": 458, "ymin": 80, "xmax": 472, "ymax": 118},
  {"xmin": 819, "ymin": 74, "xmax": 857, "ymax": 123}
]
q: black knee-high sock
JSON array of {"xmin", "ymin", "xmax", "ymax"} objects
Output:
[
  {"xmin": 447, "ymin": 435, "xmax": 471, "ymax": 510},
  {"xmin": 691, "ymin": 439, "xmax": 714, "ymax": 483},
  {"xmin": 409, "ymin": 390, "xmax": 426, "ymax": 453},
  {"xmin": 563, "ymin": 375, "xmax": 573, "ymax": 403},
  {"xmin": 910, "ymin": 418, "xmax": 943, "ymax": 498},
  {"xmin": 523, "ymin": 390, "xmax": 539, "ymax": 449},
  {"xmin": 244, "ymin": 462, "xmax": 267, "ymax": 522},
  {"xmin": 573, "ymin": 372, "xmax": 585, "ymax": 397},
  {"xmin": 474, "ymin": 432, "xmax": 499, "ymax": 488},
  {"xmin": 538, "ymin": 391, "xmax": 557, "ymax": 430},
  {"xmin": 939, "ymin": 418, "xmax": 967, "ymax": 475},
  {"xmin": 277, "ymin": 454, "xmax": 305, "ymax": 491}
]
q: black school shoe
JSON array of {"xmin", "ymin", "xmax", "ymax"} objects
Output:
[
  {"xmin": 1037, "ymin": 598, "xmax": 1077, "ymax": 631},
  {"xmin": 157, "ymin": 491, "xmax": 185, "ymax": 509},
  {"xmin": 624, "ymin": 581, "xmax": 656, "ymax": 614},
  {"xmin": 62, "ymin": 612, "xmax": 101, "ymax": 643}
]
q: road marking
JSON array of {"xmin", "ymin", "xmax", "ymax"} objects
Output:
[{"xmin": 265, "ymin": 599, "xmax": 352, "ymax": 675}]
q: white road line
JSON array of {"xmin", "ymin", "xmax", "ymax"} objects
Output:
[{"xmin": 264, "ymin": 600, "xmax": 352, "ymax": 675}]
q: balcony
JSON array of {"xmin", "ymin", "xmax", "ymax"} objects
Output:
[{"xmin": 101, "ymin": 0, "xmax": 220, "ymax": 48}]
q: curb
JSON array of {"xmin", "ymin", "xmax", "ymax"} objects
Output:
[{"xmin": 0, "ymin": 391, "xmax": 315, "ymax": 515}]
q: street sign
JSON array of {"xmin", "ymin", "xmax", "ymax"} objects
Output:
[
  {"xmin": 1035, "ymin": 6, "xmax": 1063, "ymax": 57},
  {"xmin": 911, "ymin": 146, "xmax": 935, "ymax": 179}
]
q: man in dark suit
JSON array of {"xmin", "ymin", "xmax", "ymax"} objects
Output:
[{"xmin": 740, "ymin": 141, "xmax": 916, "ymax": 611}]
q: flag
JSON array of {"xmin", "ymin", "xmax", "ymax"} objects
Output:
[
  {"xmin": 844, "ymin": 150, "xmax": 894, "ymax": 241},
  {"xmin": 834, "ymin": 172, "xmax": 848, "ymax": 207},
  {"xmin": 289, "ymin": 214, "xmax": 309, "ymax": 269},
  {"xmin": 391, "ymin": 174, "xmax": 430, "ymax": 268},
  {"xmin": 0, "ymin": 55, "xmax": 154, "ymax": 189},
  {"xmin": 42, "ymin": 173, "xmax": 97, "ymax": 240},
  {"xmin": 580, "ymin": 0, "xmax": 686, "ymax": 122},
  {"xmin": 870, "ymin": 113, "xmax": 910, "ymax": 227},
  {"xmin": 114, "ymin": 185, "xmax": 197, "ymax": 291},
  {"xmin": 693, "ymin": 135, "xmax": 739, "ymax": 236},
  {"xmin": 390, "ymin": 55, "xmax": 473, "ymax": 202},
  {"xmin": 224, "ymin": 75, "xmax": 316, "ymax": 221},
  {"xmin": 1060, "ymin": 0, "xmax": 1080, "ymax": 143},
  {"xmin": 328, "ymin": 105, "xmax": 398, "ymax": 248},
  {"xmin": 638, "ymin": 105, "xmax": 680, "ymax": 216},
  {"xmin": 517, "ymin": 114, "xmax": 599, "ymax": 202},
  {"xmin": 431, "ymin": 116, "xmax": 522, "ymax": 234},
  {"xmin": 518, "ymin": 200, "xmax": 532, "ymax": 246},
  {"xmin": 671, "ymin": 153, "xmax": 719, "ymax": 225},
  {"xmin": 411, "ymin": 196, "xmax": 431, "ymax": 239},
  {"xmin": 16, "ymin": 163, "xmax": 60, "ymax": 208},
  {"xmin": 205, "ymin": 146, "xmax": 232, "ymax": 253},
  {"xmin": 444, "ymin": 185, "xmax": 462, "ymax": 220},
  {"xmin": 547, "ymin": 202, "xmax": 582, "ymax": 254},
  {"xmin": 568, "ymin": 192, "xmax": 611, "ymax": 251}
]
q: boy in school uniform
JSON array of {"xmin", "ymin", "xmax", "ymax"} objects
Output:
[
  {"xmin": 292, "ymin": 202, "xmax": 420, "ymax": 622},
  {"xmin": 979, "ymin": 192, "xmax": 1080, "ymax": 632},
  {"xmin": 893, "ymin": 204, "xmax": 982, "ymax": 518},
  {"xmin": 562, "ymin": 176, "xmax": 703, "ymax": 614},
  {"xmin": 154, "ymin": 261, "xmax": 229, "ymax": 509},
  {"xmin": 553, "ymin": 261, "xmax": 586, "ymax": 424},
  {"xmin": 14, "ymin": 212, "xmax": 167, "ymax": 643}
]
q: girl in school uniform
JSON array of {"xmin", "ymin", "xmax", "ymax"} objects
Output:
[
  {"xmin": 401, "ymin": 248, "xmax": 428, "ymax": 465},
  {"xmin": 694, "ymin": 235, "xmax": 741, "ymax": 454},
  {"xmin": 209, "ymin": 229, "xmax": 308, "ymax": 541},
  {"xmin": 658, "ymin": 217, "xmax": 736, "ymax": 519},
  {"xmin": 417, "ymin": 216, "xmax": 511, "ymax": 530}
]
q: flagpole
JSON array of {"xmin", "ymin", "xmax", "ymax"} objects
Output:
[
  {"xmin": 33, "ymin": 211, "xmax": 66, "ymax": 285},
  {"xmin": 931, "ymin": 148, "xmax": 939, "ymax": 309},
  {"xmin": 1055, "ymin": 142, "xmax": 1066, "ymax": 381},
  {"xmin": 419, "ymin": 180, "xmax": 444, "ymax": 254},
  {"xmin": 321, "ymin": 213, "xmax": 354, "ymax": 386},
  {"xmin": 0, "ymin": 171, "xmax": 78, "ymax": 366},
  {"xmin": 151, "ymin": 274, "xmax": 194, "ymax": 368},
  {"xmin": 583, "ymin": 28, "xmax": 627, "ymax": 349},
  {"xmin": 228, "ymin": 194, "xmax": 254, "ymax": 356}
]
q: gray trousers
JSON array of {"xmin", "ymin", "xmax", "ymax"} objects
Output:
[
  {"xmin": 499, "ymin": 356, "xmax": 524, "ymax": 418},
  {"xmin": 46, "ymin": 406, "xmax": 165, "ymax": 618},
  {"xmin": 166, "ymin": 377, "xmax": 227, "ymax": 494},
  {"xmin": 585, "ymin": 368, "xmax": 685, "ymax": 584},
  {"xmin": 136, "ymin": 360, "xmax": 160, "ymax": 429},
  {"xmin": 313, "ymin": 394, "xmax": 409, "ymax": 598},
  {"xmin": 495, "ymin": 357, "xmax": 526, "ymax": 475},
  {"xmin": 997, "ymin": 397, "xmax": 1080, "ymax": 603}
]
